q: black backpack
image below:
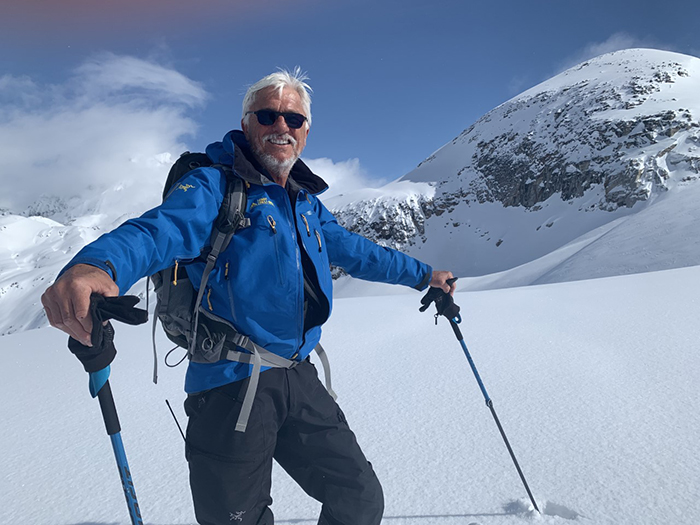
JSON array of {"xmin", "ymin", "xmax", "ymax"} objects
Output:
[{"xmin": 149, "ymin": 152, "xmax": 249, "ymax": 382}]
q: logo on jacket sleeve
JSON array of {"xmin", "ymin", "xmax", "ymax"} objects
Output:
[{"xmin": 176, "ymin": 183, "xmax": 196, "ymax": 192}]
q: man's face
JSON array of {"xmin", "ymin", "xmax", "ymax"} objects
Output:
[{"xmin": 242, "ymin": 86, "xmax": 309, "ymax": 178}]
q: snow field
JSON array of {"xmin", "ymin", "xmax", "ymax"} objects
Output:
[{"xmin": 3, "ymin": 265, "xmax": 699, "ymax": 524}]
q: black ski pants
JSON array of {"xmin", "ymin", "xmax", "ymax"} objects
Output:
[{"xmin": 184, "ymin": 359, "xmax": 384, "ymax": 525}]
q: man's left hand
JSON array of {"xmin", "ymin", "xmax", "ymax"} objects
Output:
[{"xmin": 429, "ymin": 270, "xmax": 455, "ymax": 296}]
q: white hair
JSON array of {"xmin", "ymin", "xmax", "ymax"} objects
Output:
[{"xmin": 242, "ymin": 67, "xmax": 313, "ymax": 127}]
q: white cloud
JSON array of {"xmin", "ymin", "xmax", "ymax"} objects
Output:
[
  {"xmin": 75, "ymin": 52, "xmax": 207, "ymax": 108},
  {"xmin": 555, "ymin": 32, "xmax": 674, "ymax": 74},
  {"xmin": 580, "ymin": 33, "xmax": 644, "ymax": 61},
  {"xmin": 0, "ymin": 53, "xmax": 208, "ymax": 220},
  {"xmin": 302, "ymin": 157, "xmax": 386, "ymax": 201}
]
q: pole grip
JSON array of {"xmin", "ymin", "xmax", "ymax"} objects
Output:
[{"xmin": 97, "ymin": 380, "xmax": 122, "ymax": 436}]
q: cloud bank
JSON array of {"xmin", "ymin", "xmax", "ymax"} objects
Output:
[
  {"xmin": 0, "ymin": 52, "xmax": 207, "ymax": 221},
  {"xmin": 0, "ymin": 52, "xmax": 382, "ymax": 226},
  {"xmin": 302, "ymin": 157, "xmax": 387, "ymax": 201}
]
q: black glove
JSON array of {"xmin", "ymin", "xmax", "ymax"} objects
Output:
[
  {"xmin": 419, "ymin": 278, "xmax": 460, "ymax": 321},
  {"xmin": 68, "ymin": 294, "xmax": 148, "ymax": 373}
]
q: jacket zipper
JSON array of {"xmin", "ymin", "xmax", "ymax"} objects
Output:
[
  {"xmin": 282, "ymin": 194, "xmax": 303, "ymax": 351},
  {"xmin": 267, "ymin": 215, "xmax": 283, "ymax": 284}
]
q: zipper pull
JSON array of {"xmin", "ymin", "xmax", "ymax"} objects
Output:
[
  {"xmin": 207, "ymin": 287, "xmax": 213, "ymax": 311},
  {"xmin": 267, "ymin": 215, "xmax": 277, "ymax": 234},
  {"xmin": 315, "ymin": 230, "xmax": 322, "ymax": 252},
  {"xmin": 224, "ymin": 261, "xmax": 230, "ymax": 280},
  {"xmin": 173, "ymin": 260, "xmax": 179, "ymax": 286},
  {"xmin": 301, "ymin": 214, "xmax": 311, "ymax": 236}
]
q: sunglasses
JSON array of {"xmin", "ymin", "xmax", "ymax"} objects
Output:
[{"xmin": 246, "ymin": 109, "xmax": 308, "ymax": 129}]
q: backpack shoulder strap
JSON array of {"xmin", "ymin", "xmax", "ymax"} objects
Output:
[
  {"xmin": 212, "ymin": 166, "xmax": 251, "ymax": 240},
  {"xmin": 189, "ymin": 168, "xmax": 249, "ymax": 358}
]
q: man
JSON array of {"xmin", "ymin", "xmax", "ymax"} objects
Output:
[{"xmin": 42, "ymin": 68, "xmax": 455, "ymax": 525}]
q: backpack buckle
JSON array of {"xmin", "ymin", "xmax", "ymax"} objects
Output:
[{"xmin": 231, "ymin": 333, "xmax": 251, "ymax": 351}]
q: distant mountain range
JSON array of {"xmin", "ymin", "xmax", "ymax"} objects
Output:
[{"xmin": 2, "ymin": 48, "xmax": 699, "ymax": 335}]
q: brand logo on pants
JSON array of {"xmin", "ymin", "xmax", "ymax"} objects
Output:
[{"xmin": 230, "ymin": 510, "xmax": 246, "ymax": 522}]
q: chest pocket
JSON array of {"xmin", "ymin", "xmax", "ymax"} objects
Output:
[{"xmin": 222, "ymin": 189, "xmax": 291, "ymax": 288}]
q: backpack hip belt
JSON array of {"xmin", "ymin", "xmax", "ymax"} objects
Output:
[{"xmin": 193, "ymin": 307, "xmax": 335, "ymax": 433}]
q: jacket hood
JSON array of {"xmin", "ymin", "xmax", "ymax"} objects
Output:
[{"xmin": 206, "ymin": 130, "xmax": 329, "ymax": 195}]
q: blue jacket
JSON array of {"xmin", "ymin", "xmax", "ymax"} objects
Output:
[{"xmin": 62, "ymin": 131, "xmax": 432, "ymax": 393}]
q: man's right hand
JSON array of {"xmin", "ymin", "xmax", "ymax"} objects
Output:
[{"xmin": 41, "ymin": 264, "xmax": 119, "ymax": 346}]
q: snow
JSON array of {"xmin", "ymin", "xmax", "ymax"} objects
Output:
[{"xmin": 2, "ymin": 263, "xmax": 700, "ymax": 524}]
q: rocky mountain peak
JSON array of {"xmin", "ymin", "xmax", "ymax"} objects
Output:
[{"xmin": 329, "ymin": 49, "xmax": 700, "ymax": 274}]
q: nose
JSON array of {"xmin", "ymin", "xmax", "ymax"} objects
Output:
[{"xmin": 270, "ymin": 114, "xmax": 289, "ymax": 133}]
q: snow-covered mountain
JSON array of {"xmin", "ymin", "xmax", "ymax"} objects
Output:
[
  {"xmin": 2, "ymin": 48, "xmax": 700, "ymax": 336},
  {"xmin": 327, "ymin": 48, "xmax": 700, "ymax": 277}
]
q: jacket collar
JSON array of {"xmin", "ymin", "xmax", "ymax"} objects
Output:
[{"xmin": 221, "ymin": 130, "xmax": 329, "ymax": 195}]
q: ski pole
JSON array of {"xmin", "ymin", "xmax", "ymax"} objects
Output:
[
  {"xmin": 89, "ymin": 367, "xmax": 144, "ymax": 525},
  {"xmin": 448, "ymin": 316, "xmax": 540, "ymax": 513},
  {"xmin": 67, "ymin": 294, "xmax": 149, "ymax": 525},
  {"xmin": 420, "ymin": 279, "xmax": 540, "ymax": 513}
]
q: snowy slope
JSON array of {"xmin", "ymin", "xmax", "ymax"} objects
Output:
[
  {"xmin": 0, "ymin": 214, "xmax": 100, "ymax": 335},
  {"xmin": 2, "ymin": 265, "xmax": 700, "ymax": 524}
]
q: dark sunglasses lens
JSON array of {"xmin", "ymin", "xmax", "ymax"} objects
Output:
[
  {"xmin": 254, "ymin": 110, "xmax": 305, "ymax": 128},
  {"xmin": 283, "ymin": 113, "xmax": 305, "ymax": 129},
  {"xmin": 255, "ymin": 110, "xmax": 277, "ymax": 126}
]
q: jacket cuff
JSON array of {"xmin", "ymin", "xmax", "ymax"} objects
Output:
[
  {"xmin": 58, "ymin": 258, "xmax": 117, "ymax": 282},
  {"xmin": 414, "ymin": 268, "xmax": 432, "ymax": 291}
]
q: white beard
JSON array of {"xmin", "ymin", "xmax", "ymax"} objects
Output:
[
  {"xmin": 251, "ymin": 133, "xmax": 299, "ymax": 181},
  {"xmin": 257, "ymin": 151, "xmax": 298, "ymax": 176}
]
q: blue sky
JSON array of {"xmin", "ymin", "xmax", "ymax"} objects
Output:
[{"xmin": 1, "ymin": 0, "xmax": 699, "ymax": 210}]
